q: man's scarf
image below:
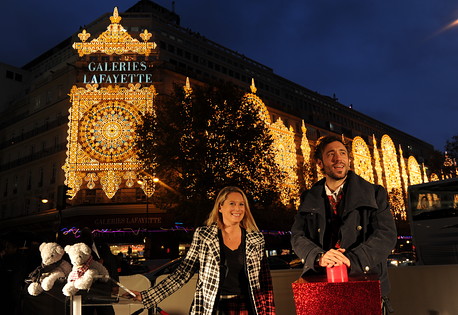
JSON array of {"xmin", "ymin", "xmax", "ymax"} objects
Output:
[
  {"xmin": 68, "ymin": 256, "xmax": 93, "ymax": 282},
  {"xmin": 28, "ymin": 259, "xmax": 63, "ymax": 283}
]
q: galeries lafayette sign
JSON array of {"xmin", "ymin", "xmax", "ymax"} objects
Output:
[{"xmin": 82, "ymin": 61, "xmax": 153, "ymax": 84}]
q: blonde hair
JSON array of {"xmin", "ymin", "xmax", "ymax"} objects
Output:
[{"xmin": 206, "ymin": 186, "xmax": 259, "ymax": 232}]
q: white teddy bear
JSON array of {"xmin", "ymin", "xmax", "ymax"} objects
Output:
[
  {"xmin": 27, "ymin": 242, "xmax": 72, "ymax": 296},
  {"xmin": 62, "ymin": 242, "xmax": 109, "ymax": 296}
]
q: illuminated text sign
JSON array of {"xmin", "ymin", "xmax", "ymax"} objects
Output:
[{"xmin": 82, "ymin": 61, "xmax": 153, "ymax": 84}]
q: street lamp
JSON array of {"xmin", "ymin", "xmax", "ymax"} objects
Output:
[
  {"xmin": 137, "ymin": 175, "xmax": 158, "ymax": 260},
  {"xmin": 137, "ymin": 175, "xmax": 158, "ymax": 227},
  {"xmin": 39, "ymin": 196, "xmax": 55, "ymax": 210}
]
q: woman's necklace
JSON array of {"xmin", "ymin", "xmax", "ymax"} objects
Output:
[
  {"xmin": 222, "ymin": 226, "xmax": 241, "ymax": 249},
  {"xmin": 223, "ymin": 226, "xmax": 240, "ymax": 238}
]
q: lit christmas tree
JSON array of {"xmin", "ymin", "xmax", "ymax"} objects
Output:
[
  {"xmin": 135, "ymin": 103, "xmax": 158, "ymax": 176},
  {"xmin": 182, "ymin": 81, "xmax": 286, "ymax": 203},
  {"xmin": 136, "ymin": 80, "xmax": 290, "ymax": 227}
]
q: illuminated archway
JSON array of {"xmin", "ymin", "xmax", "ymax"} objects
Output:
[
  {"xmin": 408, "ymin": 156, "xmax": 422, "ymax": 186},
  {"xmin": 398, "ymin": 145, "xmax": 409, "ymax": 196},
  {"xmin": 381, "ymin": 135, "xmax": 405, "ymax": 219},
  {"xmin": 270, "ymin": 117, "xmax": 299, "ymax": 206},
  {"xmin": 352, "ymin": 136, "xmax": 374, "ymax": 183},
  {"xmin": 244, "ymin": 79, "xmax": 271, "ymax": 125},
  {"xmin": 372, "ymin": 135, "xmax": 384, "ymax": 186},
  {"xmin": 381, "ymin": 135, "xmax": 402, "ymax": 191}
]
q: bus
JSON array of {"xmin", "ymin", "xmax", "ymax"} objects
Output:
[{"xmin": 407, "ymin": 178, "xmax": 458, "ymax": 265}]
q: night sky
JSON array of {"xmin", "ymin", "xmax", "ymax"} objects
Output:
[{"xmin": 2, "ymin": 0, "xmax": 457, "ymax": 151}]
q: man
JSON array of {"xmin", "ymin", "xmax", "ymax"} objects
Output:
[{"xmin": 291, "ymin": 135, "xmax": 397, "ymax": 313}]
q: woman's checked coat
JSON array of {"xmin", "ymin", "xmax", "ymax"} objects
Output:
[{"xmin": 140, "ymin": 224, "xmax": 275, "ymax": 314}]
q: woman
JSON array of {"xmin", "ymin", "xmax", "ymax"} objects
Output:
[{"xmin": 128, "ymin": 186, "xmax": 275, "ymax": 315}]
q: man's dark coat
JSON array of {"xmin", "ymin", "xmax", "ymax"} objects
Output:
[{"xmin": 291, "ymin": 171, "xmax": 397, "ymax": 295}]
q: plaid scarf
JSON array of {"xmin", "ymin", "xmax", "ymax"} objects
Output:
[
  {"xmin": 327, "ymin": 191, "xmax": 344, "ymax": 249},
  {"xmin": 68, "ymin": 256, "xmax": 93, "ymax": 282},
  {"xmin": 28, "ymin": 259, "xmax": 63, "ymax": 283}
]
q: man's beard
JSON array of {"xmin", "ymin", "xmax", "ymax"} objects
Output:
[{"xmin": 324, "ymin": 164, "xmax": 349, "ymax": 180}]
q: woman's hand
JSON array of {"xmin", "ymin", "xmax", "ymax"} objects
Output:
[{"xmin": 122, "ymin": 289, "xmax": 142, "ymax": 302}]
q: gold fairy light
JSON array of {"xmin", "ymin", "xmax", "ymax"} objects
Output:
[
  {"xmin": 184, "ymin": 77, "xmax": 193, "ymax": 97},
  {"xmin": 443, "ymin": 152, "xmax": 454, "ymax": 179},
  {"xmin": 381, "ymin": 135, "xmax": 405, "ymax": 219},
  {"xmin": 398, "ymin": 145, "xmax": 409, "ymax": 196},
  {"xmin": 352, "ymin": 136, "xmax": 374, "ymax": 183},
  {"xmin": 72, "ymin": 7, "xmax": 156, "ymax": 56},
  {"xmin": 316, "ymin": 163, "xmax": 324, "ymax": 182},
  {"xmin": 422, "ymin": 163, "xmax": 429, "ymax": 183},
  {"xmin": 63, "ymin": 8, "xmax": 158, "ymax": 199},
  {"xmin": 381, "ymin": 135, "xmax": 402, "ymax": 192},
  {"xmin": 372, "ymin": 135, "xmax": 384, "ymax": 186},
  {"xmin": 244, "ymin": 79, "xmax": 271, "ymax": 125},
  {"xmin": 84, "ymin": 172, "xmax": 99, "ymax": 190},
  {"xmin": 455, "ymin": 159, "xmax": 458, "ymax": 176},
  {"xmin": 123, "ymin": 171, "xmax": 137, "ymax": 188},
  {"xmin": 63, "ymin": 83, "xmax": 157, "ymax": 199},
  {"xmin": 137, "ymin": 174, "xmax": 157, "ymax": 198},
  {"xmin": 408, "ymin": 156, "xmax": 423, "ymax": 186},
  {"xmin": 300, "ymin": 121, "xmax": 314, "ymax": 189},
  {"xmin": 270, "ymin": 117, "xmax": 299, "ymax": 206},
  {"xmin": 243, "ymin": 82, "xmax": 298, "ymax": 205}
]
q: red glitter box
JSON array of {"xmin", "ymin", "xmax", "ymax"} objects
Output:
[{"xmin": 292, "ymin": 277, "xmax": 381, "ymax": 315}]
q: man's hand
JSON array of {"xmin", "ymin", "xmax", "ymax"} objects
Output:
[{"xmin": 318, "ymin": 248, "xmax": 351, "ymax": 268}]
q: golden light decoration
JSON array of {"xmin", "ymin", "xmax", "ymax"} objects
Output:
[
  {"xmin": 398, "ymin": 145, "xmax": 409, "ymax": 196},
  {"xmin": 270, "ymin": 117, "xmax": 300, "ymax": 206},
  {"xmin": 372, "ymin": 135, "xmax": 384, "ymax": 186},
  {"xmin": 63, "ymin": 83, "xmax": 157, "ymax": 199},
  {"xmin": 78, "ymin": 100, "xmax": 139, "ymax": 163},
  {"xmin": 72, "ymin": 7, "xmax": 157, "ymax": 56},
  {"xmin": 137, "ymin": 174, "xmax": 157, "ymax": 198},
  {"xmin": 408, "ymin": 156, "xmax": 423, "ymax": 186},
  {"xmin": 184, "ymin": 77, "xmax": 193, "ymax": 97},
  {"xmin": 444, "ymin": 152, "xmax": 453, "ymax": 167},
  {"xmin": 123, "ymin": 171, "xmax": 137, "ymax": 188},
  {"xmin": 381, "ymin": 135, "xmax": 405, "ymax": 219},
  {"xmin": 351, "ymin": 136, "xmax": 374, "ymax": 183},
  {"xmin": 100, "ymin": 169, "xmax": 123, "ymax": 198},
  {"xmin": 381, "ymin": 135, "xmax": 402, "ymax": 192},
  {"xmin": 243, "ymin": 80, "xmax": 298, "ymax": 204},
  {"xmin": 316, "ymin": 163, "xmax": 324, "ymax": 182},
  {"xmin": 244, "ymin": 79, "xmax": 271, "ymax": 125},
  {"xmin": 422, "ymin": 163, "xmax": 429, "ymax": 183},
  {"xmin": 443, "ymin": 152, "xmax": 455, "ymax": 179},
  {"xmin": 300, "ymin": 122, "xmax": 311, "ymax": 162},
  {"xmin": 300, "ymin": 121, "xmax": 314, "ymax": 189},
  {"xmin": 430, "ymin": 172, "xmax": 439, "ymax": 182},
  {"xmin": 84, "ymin": 172, "xmax": 99, "ymax": 190}
]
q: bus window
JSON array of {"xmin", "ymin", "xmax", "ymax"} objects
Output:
[
  {"xmin": 407, "ymin": 178, "xmax": 458, "ymax": 265},
  {"xmin": 416, "ymin": 195, "xmax": 430, "ymax": 210}
]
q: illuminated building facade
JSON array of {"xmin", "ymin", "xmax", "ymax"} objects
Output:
[{"xmin": 0, "ymin": 0, "xmax": 436, "ymax": 232}]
